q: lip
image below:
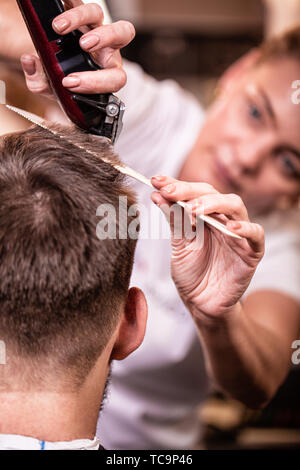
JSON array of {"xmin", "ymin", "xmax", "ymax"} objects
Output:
[{"xmin": 212, "ymin": 155, "xmax": 241, "ymax": 192}]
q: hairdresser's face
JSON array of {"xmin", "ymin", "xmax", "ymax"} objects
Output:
[{"xmin": 180, "ymin": 57, "xmax": 300, "ymax": 213}]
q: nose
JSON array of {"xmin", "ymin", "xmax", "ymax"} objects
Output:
[{"xmin": 236, "ymin": 134, "xmax": 275, "ymax": 175}]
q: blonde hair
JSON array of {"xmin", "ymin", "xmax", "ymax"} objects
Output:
[{"xmin": 258, "ymin": 25, "xmax": 300, "ymax": 64}]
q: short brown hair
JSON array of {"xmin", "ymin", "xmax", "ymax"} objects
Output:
[{"xmin": 0, "ymin": 124, "xmax": 137, "ymax": 390}]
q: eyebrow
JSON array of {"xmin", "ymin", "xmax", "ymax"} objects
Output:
[
  {"xmin": 281, "ymin": 145, "xmax": 300, "ymax": 162},
  {"xmin": 258, "ymin": 86, "xmax": 277, "ymax": 127}
]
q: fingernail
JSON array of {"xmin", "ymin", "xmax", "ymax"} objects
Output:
[
  {"xmin": 62, "ymin": 76, "xmax": 81, "ymax": 88},
  {"xmin": 21, "ymin": 57, "xmax": 36, "ymax": 76},
  {"xmin": 151, "ymin": 192, "xmax": 161, "ymax": 206},
  {"xmin": 53, "ymin": 18, "xmax": 70, "ymax": 32},
  {"xmin": 80, "ymin": 34, "xmax": 100, "ymax": 49},
  {"xmin": 152, "ymin": 175, "xmax": 165, "ymax": 182},
  {"xmin": 162, "ymin": 184, "xmax": 175, "ymax": 194}
]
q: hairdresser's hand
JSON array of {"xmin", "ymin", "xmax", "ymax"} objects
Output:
[
  {"xmin": 151, "ymin": 176, "xmax": 265, "ymax": 322},
  {"xmin": 20, "ymin": 0, "xmax": 135, "ymax": 97}
]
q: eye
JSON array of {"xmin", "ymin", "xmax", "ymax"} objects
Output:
[
  {"xmin": 249, "ymin": 103, "xmax": 262, "ymax": 121},
  {"xmin": 277, "ymin": 152, "xmax": 300, "ymax": 179}
]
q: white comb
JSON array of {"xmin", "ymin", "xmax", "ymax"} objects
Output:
[{"xmin": 5, "ymin": 104, "xmax": 242, "ymax": 240}]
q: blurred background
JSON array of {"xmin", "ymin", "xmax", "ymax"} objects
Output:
[
  {"xmin": 108, "ymin": 0, "xmax": 264, "ymax": 106},
  {"xmin": 107, "ymin": 0, "xmax": 300, "ymax": 106},
  {"xmin": 0, "ymin": 0, "xmax": 300, "ymax": 450}
]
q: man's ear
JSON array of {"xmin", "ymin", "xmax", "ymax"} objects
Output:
[
  {"xmin": 217, "ymin": 48, "xmax": 261, "ymax": 96},
  {"xmin": 111, "ymin": 287, "xmax": 148, "ymax": 361}
]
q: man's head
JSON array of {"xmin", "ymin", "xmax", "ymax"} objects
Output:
[
  {"xmin": 180, "ymin": 26, "xmax": 300, "ymax": 213},
  {"xmin": 0, "ymin": 125, "xmax": 147, "ymax": 393}
]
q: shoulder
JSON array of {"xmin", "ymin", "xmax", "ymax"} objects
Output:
[
  {"xmin": 116, "ymin": 60, "xmax": 205, "ymax": 177},
  {"xmin": 119, "ymin": 60, "xmax": 205, "ymax": 128}
]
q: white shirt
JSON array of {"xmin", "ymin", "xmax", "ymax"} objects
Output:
[
  {"xmin": 97, "ymin": 61, "xmax": 300, "ymax": 450},
  {"xmin": 246, "ymin": 208, "xmax": 300, "ymax": 303},
  {"xmin": 0, "ymin": 434, "xmax": 101, "ymax": 450}
]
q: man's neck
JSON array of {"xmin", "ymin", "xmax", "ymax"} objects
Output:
[
  {"xmin": 0, "ymin": 390, "xmax": 102, "ymax": 442},
  {"xmin": 0, "ymin": 359, "xmax": 110, "ymax": 442}
]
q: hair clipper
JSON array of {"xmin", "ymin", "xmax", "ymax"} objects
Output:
[{"xmin": 16, "ymin": 0, "xmax": 125, "ymax": 143}]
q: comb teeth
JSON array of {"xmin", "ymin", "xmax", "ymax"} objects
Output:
[
  {"xmin": 5, "ymin": 105, "xmax": 55, "ymax": 133},
  {"xmin": 5, "ymin": 104, "xmax": 107, "ymax": 160},
  {"xmin": 4, "ymin": 105, "xmax": 153, "ymax": 179},
  {"xmin": 3, "ymin": 104, "xmax": 242, "ymax": 240}
]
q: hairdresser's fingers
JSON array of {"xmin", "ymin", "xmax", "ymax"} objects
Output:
[
  {"xmin": 227, "ymin": 220, "xmax": 265, "ymax": 254},
  {"xmin": 20, "ymin": 54, "xmax": 53, "ymax": 98},
  {"xmin": 62, "ymin": 67, "xmax": 127, "ymax": 94},
  {"xmin": 192, "ymin": 193, "xmax": 249, "ymax": 221},
  {"xmin": 151, "ymin": 175, "xmax": 178, "ymax": 189},
  {"xmin": 79, "ymin": 22, "xmax": 135, "ymax": 71},
  {"xmin": 79, "ymin": 21, "xmax": 136, "ymax": 57},
  {"xmin": 153, "ymin": 191, "xmax": 264, "ymax": 253},
  {"xmin": 52, "ymin": 2, "xmax": 104, "ymax": 35},
  {"xmin": 151, "ymin": 191, "xmax": 172, "ymax": 210},
  {"xmin": 156, "ymin": 179, "xmax": 249, "ymax": 221},
  {"xmin": 151, "ymin": 191, "xmax": 187, "ymax": 237},
  {"xmin": 151, "ymin": 176, "xmax": 218, "ymax": 198}
]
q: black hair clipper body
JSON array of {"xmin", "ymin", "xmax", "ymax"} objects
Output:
[{"xmin": 17, "ymin": 0, "xmax": 125, "ymax": 143}]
